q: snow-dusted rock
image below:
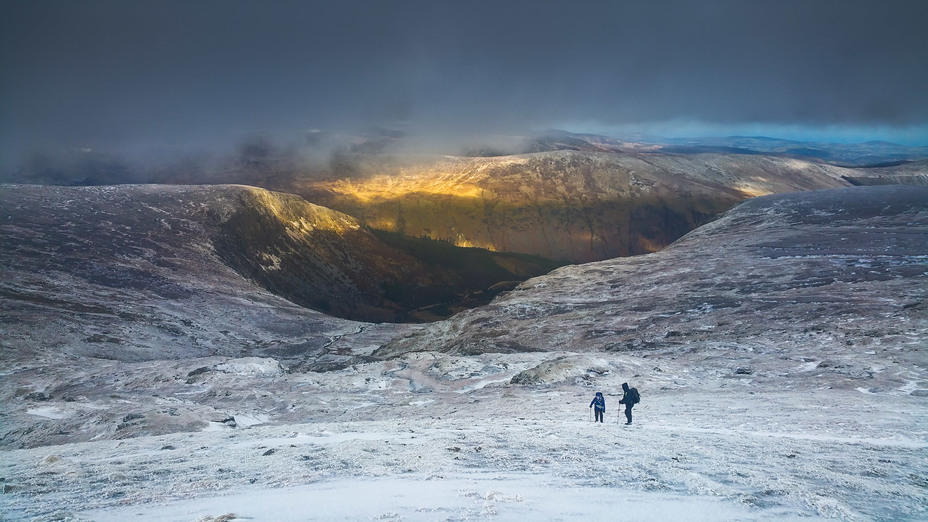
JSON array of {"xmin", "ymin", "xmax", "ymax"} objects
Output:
[{"xmin": 213, "ymin": 357, "xmax": 287, "ymax": 377}]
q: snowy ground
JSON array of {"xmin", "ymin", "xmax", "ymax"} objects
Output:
[
  {"xmin": 2, "ymin": 186, "xmax": 926, "ymax": 520},
  {"xmin": 2, "ymin": 350, "xmax": 926, "ymax": 521}
]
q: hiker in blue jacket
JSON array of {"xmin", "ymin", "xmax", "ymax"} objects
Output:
[{"xmin": 589, "ymin": 391, "xmax": 605, "ymax": 422}]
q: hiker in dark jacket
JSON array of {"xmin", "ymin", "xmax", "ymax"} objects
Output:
[
  {"xmin": 589, "ymin": 392, "xmax": 605, "ymax": 422},
  {"xmin": 619, "ymin": 382, "xmax": 636, "ymax": 424}
]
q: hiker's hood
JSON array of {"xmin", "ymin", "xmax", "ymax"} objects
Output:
[{"xmin": 622, "ymin": 382, "xmax": 629, "ymax": 391}]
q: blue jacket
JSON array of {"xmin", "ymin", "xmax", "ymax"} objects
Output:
[{"xmin": 590, "ymin": 393, "xmax": 605, "ymax": 411}]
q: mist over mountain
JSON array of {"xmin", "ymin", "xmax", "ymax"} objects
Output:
[
  {"xmin": 5, "ymin": 132, "xmax": 925, "ymax": 271},
  {"xmin": 3, "ymin": 1, "xmax": 927, "ymax": 169},
  {"xmin": 2, "ymin": 1, "xmax": 928, "ymax": 518},
  {"xmin": 5, "ymin": 130, "xmax": 928, "ymax": 185}
]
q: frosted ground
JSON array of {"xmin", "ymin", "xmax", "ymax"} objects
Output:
[
  {"xmin": 2, "ymin": 350, "xmax": 926, "ymax": 521},
  {"xmin": 2, "ymin": 185, "xmax": 927, "ymax": 520}
]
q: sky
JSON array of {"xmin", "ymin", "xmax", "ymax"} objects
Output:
[{"xmin": 2, "ymin": 0, "xmax": 927, "ymax": 169}]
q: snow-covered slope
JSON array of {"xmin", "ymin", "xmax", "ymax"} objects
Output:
[
  {"xmin": 1, "ymin": 185, "xmax": 926, "ymax": 520},
  {"xmin": 0, "ymin": 184, "xmax": 412, "ymax": 363},
  {"xmin": 0, "ymin": 184, "xmax": 558, "ymax": 329},
  {"xmin": 380, "ymin": 185, "xmax": 928, "ymax": 385}
]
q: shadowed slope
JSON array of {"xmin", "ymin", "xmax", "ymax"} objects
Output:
[
  {"xmin": 210, "ymin": 187, "xmax": 561, "ymax": 322},
  {"xmin": 291, "ymin": 150, "xmax": 854, "ymax": 263},
  {"xmin": 0, "ymin": 184, "xmax": 409, "ymax": 365},
  {"xmin": 0, "ymin": 184, "xmax": 562, "ymax": 370},
  {"xmin": 376, "ymin": 185, "xmax": 928, "ymax": 371}
]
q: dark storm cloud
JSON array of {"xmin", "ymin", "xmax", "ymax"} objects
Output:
[{"xmin": 2, "ymin": 0, "xmax": 927, "ymax": 166}]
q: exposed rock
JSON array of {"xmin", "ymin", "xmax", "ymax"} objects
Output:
[
  {"xmin": 188, "ymin": 367, "xmax": 211, "ymax": 378},
  {"xmin": 509, "ymin": 355, "xmax": 611, "ymax": 386},
  {"xmin": 2, "ymin": 483, "xmax": 23, "ymax": 494}
]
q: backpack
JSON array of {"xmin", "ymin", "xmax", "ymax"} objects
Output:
[{"xmin": 628, "ymin": 388, "xmax": 640, "ymax": 405}]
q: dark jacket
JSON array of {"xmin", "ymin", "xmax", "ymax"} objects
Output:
[
  {"xmin": 590, "ymin": 392, "xmax": 605, "ymax": 411},
  {"xmin": 619, "ymin": 382, "xmax": 636, "ymax": 406}
]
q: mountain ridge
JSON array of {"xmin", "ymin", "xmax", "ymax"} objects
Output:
[
  {"xmin": 289, "ymin": 149, "xmax": 856, "ymax": 263},
  {"xmin": 7, "ymin": 136, "xmax": 926, "ymax": 266},
  {"xmin": 0, "ymin": 182, "xmax": 559, "ymax": 370}
]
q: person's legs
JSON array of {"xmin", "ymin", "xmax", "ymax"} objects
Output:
[
  {"xmin": 624, "ymin": 405, "xmax": 632, "ymax": 424},
  {"xmin": 595, "ymin": 409, "xmax": 603, "ymax": 422}
]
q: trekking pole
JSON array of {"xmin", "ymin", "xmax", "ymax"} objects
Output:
[{"xmin": 589, "ymin": 407, "xmax": 592, "ymax": 422}]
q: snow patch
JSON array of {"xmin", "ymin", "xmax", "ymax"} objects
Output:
[
  {"xmin": 213, "ymin": 357, "xmax": 286, "ymax": 377},
  {"xmin": 232, "ymin": 413, "xmax": 269, "ymax": 427},
  {"xmin": 26, "ymin": 406, "xmax": 70, "ymax": 419}
]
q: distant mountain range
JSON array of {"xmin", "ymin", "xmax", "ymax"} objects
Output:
[
  {"xmin": 524, "ymin": 131, "xmax": 928, "ymax": 167},
  {"xmin": 2, "ymin": 131, "xmax": 926, "ymax": 322}
]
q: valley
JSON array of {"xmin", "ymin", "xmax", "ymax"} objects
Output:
[
  {"xmin": 4, "ymin": 1, "xmax": 927, "ymax": 518},
  {"xmin": 282, "ymin": 149, "xmax": 855, "ymax": 263},
  {"xmin": 0, "ymin": 184, "xmax": 559, "ymax": 328},
  {"xmin": 1, "ymin": 182, "xmax": 926, "ymax": 520}
]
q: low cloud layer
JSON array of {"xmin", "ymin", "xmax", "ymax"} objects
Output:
[{"xmin": 2, "ymin": 0, "xmax": 927, "ymax": 168}]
